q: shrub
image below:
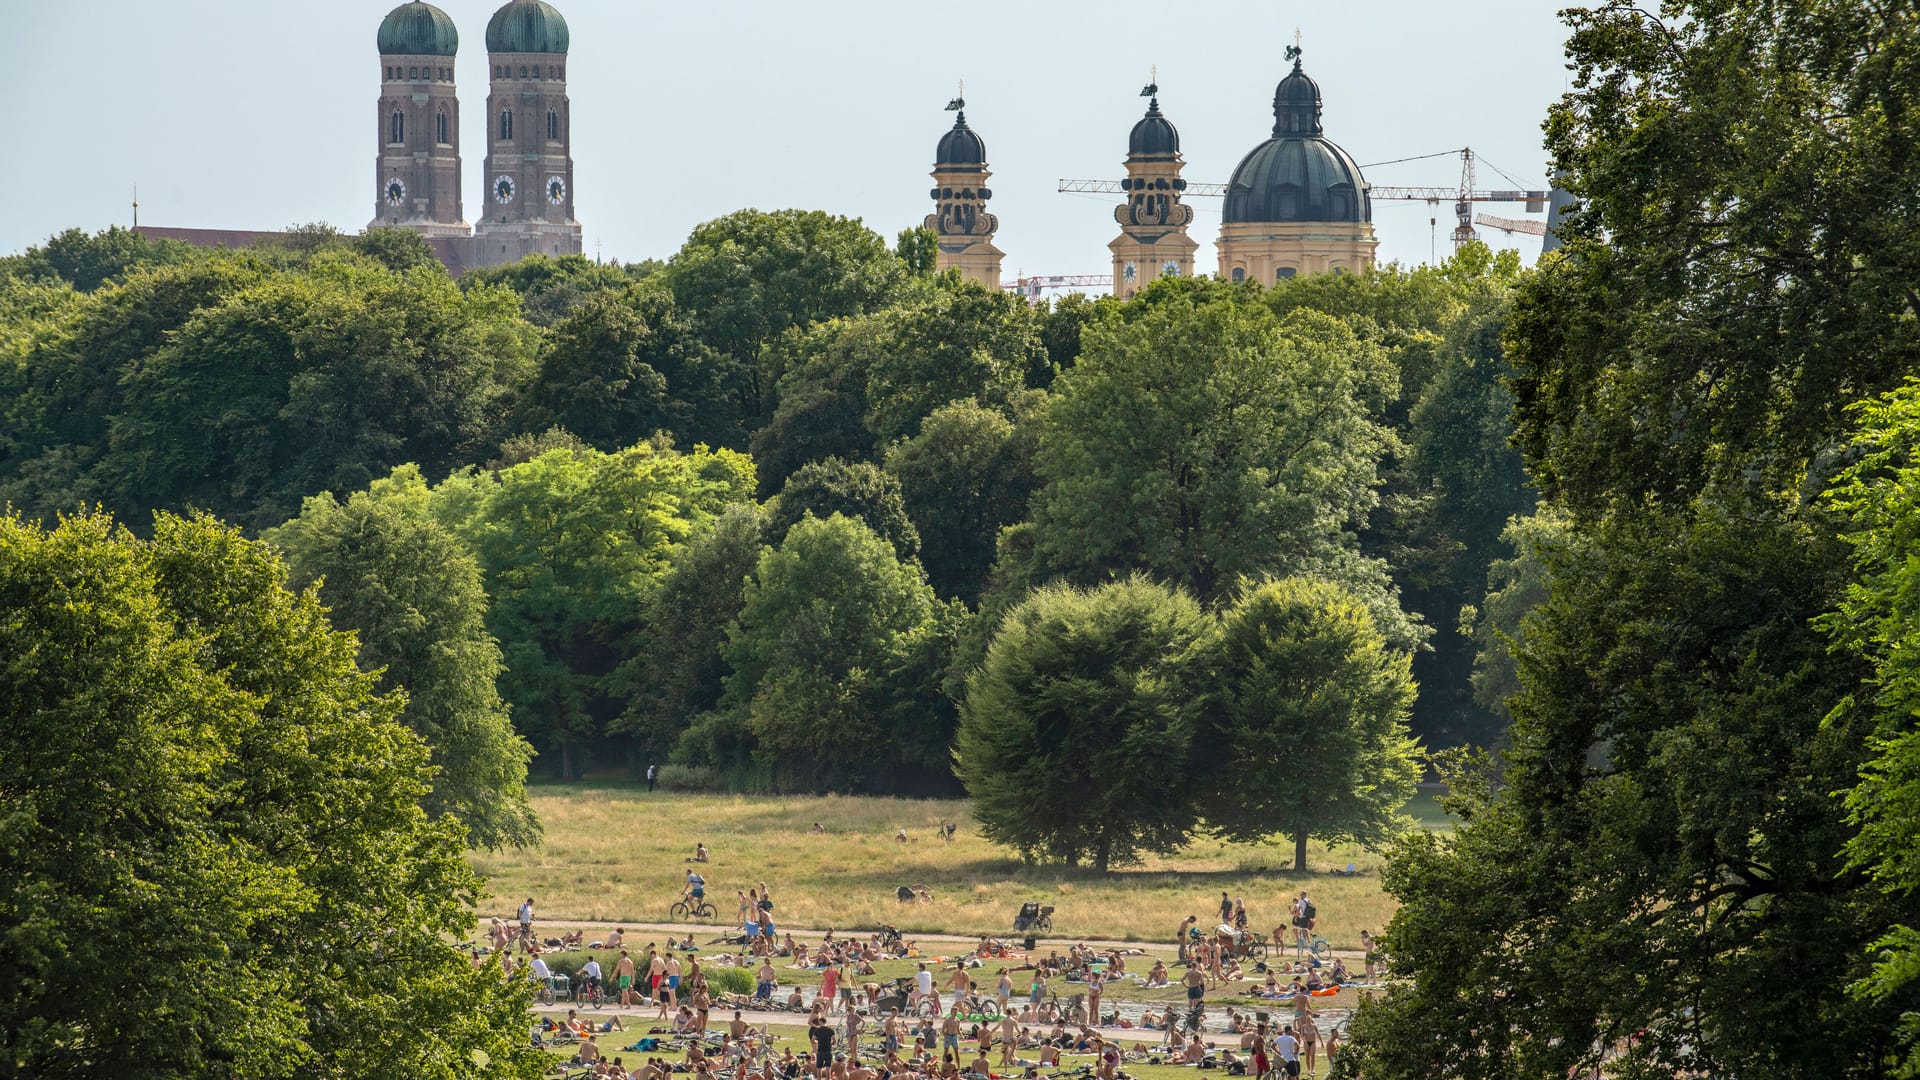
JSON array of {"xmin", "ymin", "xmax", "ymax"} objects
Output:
[{"xmin": 657, "ymin": 764, "xmax": 726, "ymax": 792}]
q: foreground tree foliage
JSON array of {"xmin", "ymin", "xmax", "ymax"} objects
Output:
[
  {"xmin": 1824, "ymin": 383, "xmax": 1920, "ymax": 1076},
  {"xmin": 0, "ymin": 511, "xmax": 540, "ymax": 1080},
  {"xmin": 1202, "ymin": 578, "xmax": 1421, "ymax": 871},
  {"xmin": 265, "ymin": 487, "xmax": 540, "ymax": 850},
  {"xmin": 1343, "ymin": 4, "xmax": 1920, "ymax": 1078},
  {"xmin": 956, "ymin": 578, "xmax": 1213, "ymax": 870}
]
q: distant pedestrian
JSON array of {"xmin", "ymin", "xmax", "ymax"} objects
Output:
[{"xmin": 647, "ymin": 763, "xmax": 658, "ymax": 791}]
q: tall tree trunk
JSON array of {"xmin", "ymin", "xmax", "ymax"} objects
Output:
[
  {"xmin": 1095, "ymin": 836, "xmax": 1112, "ymax": 874},
  {"xmin": 1293, "ymin": 831, "xmax": 1308, "ymax": 873}
]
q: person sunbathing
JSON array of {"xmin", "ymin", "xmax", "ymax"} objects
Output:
[{"xmin": 1144, "ymin": 961, "xmax": 1169, "ymax": 988}]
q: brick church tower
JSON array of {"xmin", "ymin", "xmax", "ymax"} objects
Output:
[
  {"xmin": 370, "ymin": 2, "xmax": 468, "ymax": 237},
  {"xmin": 474, "ymin": 0, "xmax": 583, "ymax": 265}
]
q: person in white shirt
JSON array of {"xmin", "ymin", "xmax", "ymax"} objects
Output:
[
  {"xmin": 531, "ymin": 956, "xmax": 553, "ymax": 981},
  {"xmin": 1275, "ymin": 1027, "xmax": 1300, "ymax": 1078},
  {"xmin": 914, "ymin": 962, "xmax": 934, "ymax": 1008},
  {"xmin": 578, "ymin": 956, "xmax": 604, "ymax": 997}
]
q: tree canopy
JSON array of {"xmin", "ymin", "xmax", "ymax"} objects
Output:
[
  {"xmin": 0, "ymin": 510, "xmax": 541, "ymax": 1080},
  {"xmin": 956, "ymin": 577, "xmax": 1213, "ymax": 871}
]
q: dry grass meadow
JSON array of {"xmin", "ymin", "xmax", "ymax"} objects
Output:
[{"xmin": 472, "ymin": 785, "xmax": 1452, "ymax": 947}]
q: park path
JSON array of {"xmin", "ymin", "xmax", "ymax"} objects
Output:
[
  {"xmin": 549, "ymin": 1001, "xmax": 1309, "ymax": 1050},
  {"xmin": 495, "ymin": 917, "xmax": 1362, "ymax": 962}
]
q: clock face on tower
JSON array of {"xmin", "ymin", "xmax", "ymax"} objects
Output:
[
  {"xmin": 383, "ymin": 178, "xmax": 406, "ymax": 206},
  {"xmin": 493, "ymin": 176, "xmax": 516, "ymax": 204},
  {"xmin": 1122, "ymin": 262, "xmax": 1138, "ymax": 283},
  {"xmin": 547, "ymin": 177, "xmax": 567, "ymax": 205},
  {"xmin": 1162, "ymin": 261, "xmax": 1181, "ymax": 278}
]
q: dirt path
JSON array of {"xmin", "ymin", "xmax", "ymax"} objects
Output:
[{"xmin": 490, "ymin": 917, "xmax": 1363, "ymax": 963}]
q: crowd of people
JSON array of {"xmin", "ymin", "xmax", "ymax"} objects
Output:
[{"xmin": 501, "ymin": 864, "xmax": 1382, "ymax": 1080}]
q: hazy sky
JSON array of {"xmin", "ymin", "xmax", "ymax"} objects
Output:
[{"xmin": 5, "ymin": 1, "xmax": 1575, "ymax": 277}]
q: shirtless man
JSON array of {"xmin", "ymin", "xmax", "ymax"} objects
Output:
[
  {"xmin": 882, "ymin": 1009, "xmax": 903, "ymax": 1056},
  {"xmin": 967, "ymin": 1051, "xmax": 991, "ymax": 1078},
  {"xmin": 997, "ymin": 1014, "xmax": 1018, "ymax": 1066},
  {"xmin": 940, "ymin": 1010, "xmax": 962, "ymax": 1058},
  {"xmin": 664, "ymin": 952, "xmax": 684, "ymax": 1009},
  {"xmin": 1182, "ymin": 963, "xmax": 1207, "ymax": 1025},
  {"xmin": 648, "ymin": 950, "xmax": 669, "ymax": 1018},
  {"xmin": 615, "ymin": 949, "xmax": 638, "ymax": 1006},
  {"xmin": 947, "ymin": 964, "xmax": 972, "ymax": 1002}
]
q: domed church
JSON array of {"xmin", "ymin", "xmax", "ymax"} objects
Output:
[{"xmin": 1216, "ymin": 46, "xmax": 1377, "ymax": 281}]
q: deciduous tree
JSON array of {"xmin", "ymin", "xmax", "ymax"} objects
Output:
[
  {"xmin": 1202, "ymin": 578, "xmax": 1420, "ymax": 871},
  {"xmin": 956, "ymin": 577, "xmax": 1212, "ymax": 871}
]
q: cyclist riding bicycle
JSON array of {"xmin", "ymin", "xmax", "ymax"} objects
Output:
[{"xmin": 684, "ymin": 869, "xmax": 706, "ymax": 906}]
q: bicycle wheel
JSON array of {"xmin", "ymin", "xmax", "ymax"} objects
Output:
[
  {"xmin": 696, "ymin": 902, "xmax": 717, "ymax": 919},
  {"xmin": 1035, "ymin": 915, "xmax": 1052, "ymax": 933},
  {"xmin": 669, "ymin": 901, "xmax": 691, "ymax": 921},
  {"xmin": 915, "ymin": 998, "xmax": 942, "ymax": 1020},
  {"xmin": 978, "ymin": 999, "xmax": 1001, "ymax": 1020},
  {"xmin": 1309, "ymin": 937, "xmax": 1331, "ymax": 960},
  {"xmin": 1249, "ymin": 939, "xmax": 1268, "ymax": 960}
]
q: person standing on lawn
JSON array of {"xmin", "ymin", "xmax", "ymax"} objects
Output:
[
  {"xmin": 820, "ymin": 961, "xmax": 840, "ymax": 1015},
  {"xmin": 1087, "ymin": 971, "xmax": 1103, "ymax": 1026},
  {"xmin": 844, "ymin": 1003, "xmax": 864, "ymax": 1065},
  {"xmin": 647, "ymin": 763, "xmax": 657, "ymax": 791},
  {"xmin": 615, "ymin": 949, "xmax": 637, "ymax": 1006}
]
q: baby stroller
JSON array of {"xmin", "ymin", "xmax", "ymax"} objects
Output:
[{"xmin": 1012, "ymin": 902, "xmax": 1054, "ymax": 934}]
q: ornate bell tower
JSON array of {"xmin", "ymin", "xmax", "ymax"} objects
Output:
[
  {"xmin": 924, "ymin": 91, "xmax": 1004, "ymax": 289},
  {"xmin": 371, "ymin": 2, "xmax": 467, "ymax": 237},
  {"xmin": 474, "ymin": 0, "xmax": 582, "ymax": 267},
  {"xmin": 1109, "ymin": 79, "xmax": 1197, "ymax": 299}
]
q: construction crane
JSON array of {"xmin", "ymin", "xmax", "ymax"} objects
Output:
[
  {"xmin": 1006, "ymin": 273, "xmax": 1112, "ymax": 298},
  {"xmin": 1057, "ymin": 147, "xmax": 1548, "ymax": 250},
  {"xmin": 1474, "ymin": 212, "xmax": 1547, "ymax": 237}
]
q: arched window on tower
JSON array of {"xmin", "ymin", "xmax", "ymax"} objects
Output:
[
  {"xmin": 390, "ymin": 110, "xmax": 404, "ymax": 145},
  {"xmin": 500, "ymin": 109, "xmax": 513, "ymax": 140},
  {"xmin": 437, "ymin": 108, "xmax": 450, "ymax": 145},
  {"xmin": 548, "ymin": 110, "xmax": 559, "ymax": 141}
]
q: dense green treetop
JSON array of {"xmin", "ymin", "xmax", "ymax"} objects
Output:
[
  {"xmin": 0, "ymin": 511, "xmax": 541, "ymax": 1080},
  {"xmin": 664, "ymin": 209, "xmax": 905, "ymax": 382},
  {"xmin": 1202, "ymin": 577, "xmax": 1421, "ymax": 870},
  {"xmin": 720, "ymin": 512, "xmax": 938, "ymax": 791},
  {"xmin": 265, "ymin": 487, "xmax": 540, "ymax": 850},
  {"xmin": 460, "ymin": 252, "xmax": 654, "ymax": 326},
  {"xmin": 613, "ymin": 501, "xmax": 766, "ymax": 763},
  {"xmin": 885, "ymin": 394, "xmax": 1044, "ymax": 604},
  {"xmin": 764, "ymin": 457, "xmax": 921, "ymax": 562},
  {"xmin": 101, "ymin": 255, "xmax": 536, "ymax": 530},
  {"xmin": 956, "ymin": 577, "xmax": 1214, "ymax": 871},
  {"xmin": 0, "ymin": 225, "xmax": 199, "ymax": 292},
  {"xmin": 1028, "ymin": 278, "xmax": 1414, "ymax": 643}
]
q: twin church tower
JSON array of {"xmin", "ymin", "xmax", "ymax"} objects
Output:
[{"xmin": 372, "ymin": 0, "xmax": 581, "ymax": 270}]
